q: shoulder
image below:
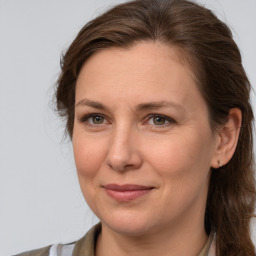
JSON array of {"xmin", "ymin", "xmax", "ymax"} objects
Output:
[
  {"xmin": 14, "ymin": 243, "xmax": 76, "ymax": 256},
  {"xmin": 14, "ymin": 245, "xmax": 51, "ymax": 256},
  {"xmin": 14, "ymin": 223, "xmax": 101, "ymax": 256},
  {"xmin": 14, "ymin": 243, "xmax": 77, "ymax": 256}
]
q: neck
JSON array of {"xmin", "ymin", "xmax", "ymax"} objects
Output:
[{"xmin": 96, "ymin": 215, "xmax": 208, "ymax": 256}]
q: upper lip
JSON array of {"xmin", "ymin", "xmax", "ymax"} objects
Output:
[{"xmin": 103, "ymin": 184, "xmax": 154, "ymax": 191}]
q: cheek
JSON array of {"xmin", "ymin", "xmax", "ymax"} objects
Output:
[
  {"xmin": 72, "ymin": 132, "xmax": 107, "ymax": 180},
  {"xmin": 72, "ymin": 134, "xmax": 108, "ymax": 212},
  {"xmin": 145, "ymin": 133, "xmax": 211, "ymax": 174},
  {"xmin": 144, "ymin": 133, "xmax": 212, "ymax": 217},
  {"xmin": 144, "ymin": 129, "xmax": 214, "ymax": 198}
]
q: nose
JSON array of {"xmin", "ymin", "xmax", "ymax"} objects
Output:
[{"xmin": 106, "ymin": 127, "xmax": 143, "ymax": 172}]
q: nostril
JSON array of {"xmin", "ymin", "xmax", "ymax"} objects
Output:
[
  {"xmin": 106, "ymin": 156, "xmax": 129, "ymax": 171},
  {"xmin": 106, "ymin": 151, "xmax": 143, "ymax": 172}
]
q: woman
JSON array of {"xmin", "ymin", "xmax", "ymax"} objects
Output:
[{"xmin": 17, "ymin": 0, "xmax": 255, "ymax": 255}]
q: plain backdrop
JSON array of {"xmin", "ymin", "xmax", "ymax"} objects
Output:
[{"xmin": 0, "ymin": 0, "xmax": 256, "ymax": 255}]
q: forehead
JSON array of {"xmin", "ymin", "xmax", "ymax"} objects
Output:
[
  {"xmin": 75, "ymin": 42, "xmax": 205, "ymax": 113},
  {"xmin": 78, "ymin": 41, "xmax": 196, "ymax": 81}
]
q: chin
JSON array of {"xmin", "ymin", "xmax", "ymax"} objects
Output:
[
  {"xmin": 98, "ymin": 209, "xmax": 159, "ymax": 236},
  {"xmin": 104, "ymin": 220, "xmax": 153, "ymax": 236}
]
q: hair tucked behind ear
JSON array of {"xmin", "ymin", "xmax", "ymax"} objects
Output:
[{"xmin": 55, "ymin": 0, "xmax": 255, "ymax": 254}]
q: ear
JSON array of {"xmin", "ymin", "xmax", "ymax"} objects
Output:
[{"xmin": 211, "ymin": 108, "xmax": 242, "ymax": 168}]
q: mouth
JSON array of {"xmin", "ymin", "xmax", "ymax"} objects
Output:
[{"xmin": 103, "ymin": 184, "xmax": 154, "ymax": 202}]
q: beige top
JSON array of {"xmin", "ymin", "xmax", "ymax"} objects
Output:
[{"xmin": 16, "ymin": 223, "xmax": 216, "ymax": 256}]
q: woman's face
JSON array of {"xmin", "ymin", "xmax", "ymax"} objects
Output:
[{"xmin": 73, "ymin": 42, "xmax": 218, "ymax": 236}]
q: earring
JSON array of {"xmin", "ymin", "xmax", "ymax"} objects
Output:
[{"xmin": 217, "ymin": 160, "xmax": 222, "ymax": 168}]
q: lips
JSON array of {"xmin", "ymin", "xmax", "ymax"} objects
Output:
[{"xmin": 103, "ymin": 184, "xmax": 154, "ymax": 202}]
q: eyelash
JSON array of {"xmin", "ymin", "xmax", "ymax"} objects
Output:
[
  {"xmin": 79, "ymin": 113, "xmax": 108, "ymax": 126},
  {"xmin": 145, "ymin": 114, "xmax": 176, "ymax": 127},
  {"xmin": 79, "ymin": 113, "xmax": 176, "ymax": 128}
]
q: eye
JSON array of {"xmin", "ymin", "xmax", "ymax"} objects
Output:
[
  {"xmin": 147, "ymin": 114, "xmax": 175, "ymax": 127},
  {"xmin": 151, "ymin": 116, "xmax": 166, "ymax": 125},
  {"xmin": 80, "ymin": 114, "xmax": 108, "ymax": 125},
  {"xmin": 90, "ymin": 116, "xmax": 105, "ymax": 124}
]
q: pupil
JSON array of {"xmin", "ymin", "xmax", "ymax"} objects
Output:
[
  {"xmin": 93, "ymin": 116, "xmax": 103, "ymax": 124},
  {"xmin": 154, "ymin": 117, "xmax": 165, "ymax": 125}
]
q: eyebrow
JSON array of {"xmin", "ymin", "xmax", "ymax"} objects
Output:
[
  {"xmin": 75, "ymin": 99, "xmax": 185, "ymax": 112},
  {"xmin": 75, "ymin": 99, "xmax": 108, "ymax": 110},
  {"xmin": 135, "ymin": 101, "xmax": 185, "ymax": 112}
]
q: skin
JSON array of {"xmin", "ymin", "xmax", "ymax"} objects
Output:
[{"xmin": 72, "ymin": 42, "xmax": 241, "ymax": 256}]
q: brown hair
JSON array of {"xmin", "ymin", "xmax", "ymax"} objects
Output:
[{"xmin": 55, "ymin": 0, "xmax": 256, "ymax": 255}]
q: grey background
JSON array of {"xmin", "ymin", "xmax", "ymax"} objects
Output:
[{"xmin": 0, "ymin": 0, "xmax": 256, "ymax": 255}]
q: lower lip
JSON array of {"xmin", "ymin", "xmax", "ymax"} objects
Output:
[{"xmin": 105, "ymin": 188, "xmax": 152, "ymax": 202}]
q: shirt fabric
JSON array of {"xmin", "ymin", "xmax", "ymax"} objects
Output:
[{"xmin": 16, "ymin": 223, "xmax": 216, "ymax": 256}]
